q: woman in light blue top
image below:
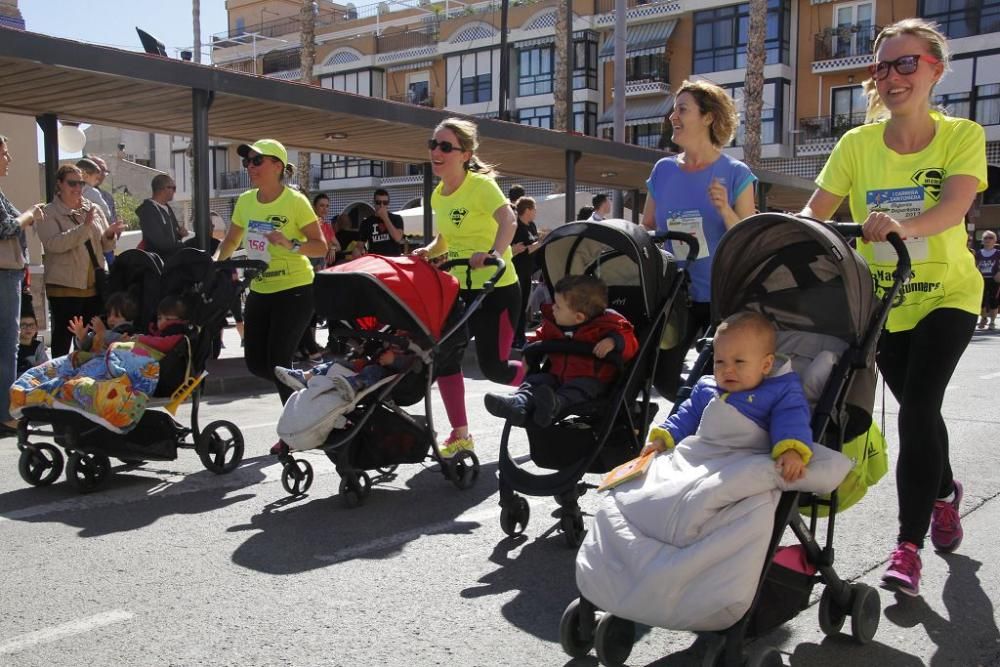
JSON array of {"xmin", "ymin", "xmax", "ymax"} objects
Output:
[{"xmin": 642, "ymin": 79, "xmax": 757, "ymax": 400}]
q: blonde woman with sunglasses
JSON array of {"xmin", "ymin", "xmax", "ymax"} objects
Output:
[
  {"xmin": 412, "ymin": 117, "xmax": 522, "ymax": 458},
  {"xmin": 35, "ymin": 164, "xmax": 122, "ymax": 357},
  {"xmin": 801, "ymin": 18, "xmax": 986, "ymax": 597}
]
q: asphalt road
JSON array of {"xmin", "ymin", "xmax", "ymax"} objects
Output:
[{"xmin": 2, "ymin": 327, "xmax": 999, "ymax": 667}]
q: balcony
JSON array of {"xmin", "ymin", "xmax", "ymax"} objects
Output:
[
  {"xmin": 262, "ymin": 49, "xmax": 301, "ymax": 75},
  {"xmin": 212, "ymin": 13, "xmax": 353, "ymax": 45},
  {"xmin": 623, "ymin": 70, "xmax": 669, "ymax": 97},
  {"xmin": 812, "ymin": 24, "xmax": 880, "ymax": 74},
  {"xmin": 593, "ymin": 0, "xmax": 681, "ymax": 25},
  {"xmin": 795, "ymin": 112, "xmax": 866, "ymax": 157},
  {"xmin": 375, "ymin": 28, "xmax": 438, "ymax": 55},
  {"xmin": 389, "ymin": 93, "xmax": 435, "ymax": 107}
]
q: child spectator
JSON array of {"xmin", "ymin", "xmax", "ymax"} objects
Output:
[
  {"xmin": 974, "ymin": 230, "xmax": 1000, "ymax": 329},
  {"xmin": 67, "ymin": 291, "xmax": 137, "ymax": 352},
  {"xmin": 643, "ymin": 311, "xmax": 813, "ymax": 482},
  {"xmin": 484, "ymin": 274, "xmax": 638, "ymax": 427},
  {"xmin": 16, "ymin": 313, "xmax": 48, "ymax": 375}
]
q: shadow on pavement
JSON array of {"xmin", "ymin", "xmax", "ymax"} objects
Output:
[
  {"xmin": 0, "ymin": 457, "xmax": 269, "ymax": 537},
  {"xmin": 227, "ymin": 458, "xmax": 499, "ymax": 574}
]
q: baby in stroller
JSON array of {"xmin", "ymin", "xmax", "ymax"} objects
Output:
[
  {"xmin": 67, "ymin": 291, "xmax": 138, "ymax": 352},
  {"xmin": 484, "ymin": 275, "xmax": 638, "ymax": 427},
  {"xmin": 643, "ymin": 311, "xmax": 813, "ymax": 482}
]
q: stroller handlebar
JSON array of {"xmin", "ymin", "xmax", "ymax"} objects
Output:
[
  {"xmin": 651, "ymin": 231, "xmax": 700, "ymax": 262},
  {"xmin": 216, "ymin": 258, "xmax": 269, "ymax": 277},
  {"xmin": 439, "ymin": 256, "xmax": 507, "ymax": 291},
  {"xmin": 827, "ymin": 223, "xmax": 911, "ymax": 279}
]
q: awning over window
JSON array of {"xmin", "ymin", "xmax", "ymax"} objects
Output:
[
  {"xmin": 597, "ymin": 96, "xmax": 672, "ymax": 128},
  {"xmin": 598, "ymin": 20, "xmax": 676, "ymax": 62}
]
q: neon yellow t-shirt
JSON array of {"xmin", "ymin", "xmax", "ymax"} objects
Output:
[
  {"xmin": 815, "ymin": 112, "xmax": 987, "ymax": 332},
  {"xmin": 431, "ymin": 171, "xmax": 517, "ymax": 289},
  {"xmin": 232, "ymin": 187, "xmax": 317, "ymax": 294}
]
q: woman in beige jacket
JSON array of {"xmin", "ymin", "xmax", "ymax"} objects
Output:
[{"xmin": 35, "ymin": 164, "xmax": 121, "ymax": 356}]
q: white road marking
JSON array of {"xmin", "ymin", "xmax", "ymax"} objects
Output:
[{"xmin": 0, "ymin": 610, "xmax": 133, "ymax": 654}]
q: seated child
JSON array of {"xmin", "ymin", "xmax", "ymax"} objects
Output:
[
  {"xmin": 17, "ymin": 313, "xmax": 49, "ymax": 375},
  {"xmin": 484, "ymin": 274, "xmax": 638, "ymax": 427},
  {"xmin": 67, "ymin": 291, "xmax": 138, "ymax": 353},
  {"xmin": 274, "ymin": 339, "xmax": 415, "ymax": 402},
  {"xmin": 643, "ymin": 311, "xmax": 813, "ymax": 482}
]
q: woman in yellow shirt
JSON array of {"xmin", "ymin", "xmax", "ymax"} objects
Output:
[
  {"xmin": 801, "ymin": 19, "xmax": 985, "ymax": 597},
  {"xmin": 413, "ymin": 118, "xmax": 522, "ymax": 458}
]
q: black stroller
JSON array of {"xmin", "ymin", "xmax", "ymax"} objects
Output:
[
  {"xmin": 560, "ymin": 214, "xmax": 911, "ymax": 666},
  {"xmin": 495, "ymin": 220, "xmax": 696, "ymax": 546},
  {"xmin": 276, "ymin": 254, "xmax": 505, "ymax": 508},
  {"xmin": 13, "ymin": 248, "xmax": 264, "ymax": 493}
]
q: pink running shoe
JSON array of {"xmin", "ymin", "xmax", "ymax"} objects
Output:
[
  {"xmin": 881, "ymin": 542, "xmax": 921, "ymax": 597},
  {"xmin": 931, "ymin": 480, "xmax": 964, "ymax": 552}
]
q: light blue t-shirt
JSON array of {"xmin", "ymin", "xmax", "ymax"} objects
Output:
[{"xmin": 646, "ymin": 154, "xmax": 756, "ymax": 302}]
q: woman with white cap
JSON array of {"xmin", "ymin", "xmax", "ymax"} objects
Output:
[{"xmin": 216, "ymin": 139, "xmax": 327, "ymax": 407}]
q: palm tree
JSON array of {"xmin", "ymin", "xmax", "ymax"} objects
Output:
[
  {"xmin": 742, "ymin": 0, "xmax": 766, "ymax": 170},
  {"xmin": 553, "ymin": 0, "xmax": 569, "ymax": 133},
  {"xmin": 298, "ymin": 0, "xmax": 318, "ymax": 196}
]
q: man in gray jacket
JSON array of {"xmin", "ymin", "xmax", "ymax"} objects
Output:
[{"xmin": 136, "ymin": 174, "xmax": 185, "ymax": 259}]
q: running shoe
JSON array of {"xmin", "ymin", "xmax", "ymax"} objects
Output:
[
  {"xmin": 274, "ymin": 366, "xmax": 307, "ymax": 391},
  {"xmin": 440, "ymin": 433, "xmax": 474, "ymax": 459},
  {"xmin": 881, "ymin": 541, "xmax": 921, "ymax": 597},
  {"xmin": 931, "ymin": 480, "xmax": 964, "ymax": 552}
]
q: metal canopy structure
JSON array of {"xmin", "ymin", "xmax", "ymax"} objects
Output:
[{"xmin": 0, "ymin": 26, "xmax": 816, "ymax": 238}]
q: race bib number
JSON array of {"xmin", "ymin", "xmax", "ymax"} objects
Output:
[
  {"xmin": 246, "ymin": 219, "xmax": 275, "ymax": 264},
  {"xmin": 666, "ymin": 209, "xmax": 709, "ymax": 260},
  {"xmin": 867, "ymin": 188, "xmax": 928, "ymax": 263}
]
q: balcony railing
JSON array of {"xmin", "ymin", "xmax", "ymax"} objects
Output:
[
  {"xmin": 797, "ymin": 112, "xmax": 866, "ymax": 144},
  {"xmin": 389, "ymin": 93, "xmax": 435, "ymax": 107},
  {"xmin": 594, "ymin": 0, "xmax": 659, "ymax": 14},
  {"xmin": 814, "ymin": 24, "xmax": 880, "ymax": 61},
  {"xmin": 375, "ymin": 28, "xmax": 438, "ymax": 54},
  {"xmin": 217, "ymin": 170, "xmax": 251, "ymax": 192},
  {"xmin": 626, "ymin": 70, "xmax": 668, "ymax": 84},
  {"xmin": 262, "ymin": 49, "xmax": 301, "ymax": 75}
]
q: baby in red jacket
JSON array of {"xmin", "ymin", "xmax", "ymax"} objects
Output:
[{"xmin": 485, "ymin": 274, "xmax": 638, "ymax": 427}]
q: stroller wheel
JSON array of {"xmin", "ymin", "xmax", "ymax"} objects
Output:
[
  {"xmin": 448, "ymin": 450, "xmax": 480, "ymax": 490},
  {"xmin": 338, "ymin": 472, "xmax": 371, "ymax": 509},
  {"xmin": 18, "ymin": 443, "xmax": 64, "ymax": 487},
  {"xmin": 559, "ymin": 598, "xmax": 595, "ymax": 658},
  {"xmin": 744, "ymin": 644, "xmax": 783, "ymax": 667},
  {"xmin": 817, "ymin": 586, "xmax": 848, "ymax": 636},
  {"xmin": 281, "ymin": 458, "xmax": 314, "ymax": 496},
  {"xmin": 849, "ymin": 583, "xmax": 881, "ymax": 645},
  {"xmin": 376, "ymin": 465, "xmax": 398, "ymax": 476},
  {"xmin": 197, "ymin": 420, "xmax": 245, "ymax": 474},
  {"xmin": 594, "ymin": 612, "xmax": 635, "ymax": 667},
  {"xmin": 499, "ymin": 495, "xmax": 531, "ymax": 537},
  {"xmin": 560, "ymin": 513, "xmax": 586, "ymax": 548},
  {"xmin": 66, "ymin": 452, "xmax": 111, "ymax": 493}
]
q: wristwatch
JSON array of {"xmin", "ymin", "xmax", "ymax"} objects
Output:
[{"xmin": 290, "ymin": 239, "xmax": 302, "ymax": 253}]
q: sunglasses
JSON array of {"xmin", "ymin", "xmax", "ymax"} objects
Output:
[
  {"xmin": 374, "ymin": 199, "xmax": 389, "ymax": 205},
  {"xmin": 868, "ymin": 54, "xmax": 939, "ymax": 81},
  {"xmin": 64, "ymin": 179, "xmax": 86, "ymax": 187},
  {"xmin": 242, "ymin": 155, "xmax": 274, "ymax": 168},
  {"xmin": 427, "ymin": 139, "xmax": 460, "ymax": 153}
]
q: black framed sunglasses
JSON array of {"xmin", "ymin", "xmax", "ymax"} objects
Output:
[
  {"xmin": 868, "ymin": 54, "xmax": 939, "ymax": 81},
  {"xmin": 242, "ymin": 154, "xmax": 273, "ymax": 168},
  {"xmin": 427, "ymin": 139, "xmax": 459, "ymax": 153},
  {"xmin": 64, "ymin": 179, "xmax": 86, "ymax": 187}
]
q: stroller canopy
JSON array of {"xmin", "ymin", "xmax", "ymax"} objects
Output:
[
  {"xmin": 537, "ymin": 220, "xmax": 675, "ymax": 325},
  {"xmin": 316, "ymin": 255, "xmax": 460, "ymax": 343},
  {"xmin": 712, "ymin": 214, "xmax": 877, "ymax": 344}
]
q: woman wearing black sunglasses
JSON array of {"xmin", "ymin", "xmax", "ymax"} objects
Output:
[
  {"xmin": 413, "ymin": 117, "xmax": 522, "ymax": 459},
  {"xmin": 217, "ymin": 139, "xmax": 328, "ymax": 410},
  {"xmin": 802, "ymin": 18, "xmax": 986, "ymax": 598},
  {"xmin": 35, "ymin": 164, "xmax": 122, "ymax": 357}
]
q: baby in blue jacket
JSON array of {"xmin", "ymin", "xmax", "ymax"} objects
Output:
[{"xmin": 645, "ymin": 311, "xmax": 813, "ymax": 482}]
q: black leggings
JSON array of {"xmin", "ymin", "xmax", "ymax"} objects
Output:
[
  {"xmin": 243, "ymin": 284, "xmax": 315, "ymax": 403},
  {"xmin": 48, "ymin": 294, "xmax": 104, "ymax": 357},
  {"xmin": 877, "ymin": 307, "xmax": 976, "ymax": 548},
  {"xmin": 440, "ymin": 282, "xmax": 521, "ymax": 383},
  {"xmin": 653, "ymin": 301, "xmax": 711, "ymax": 401}
]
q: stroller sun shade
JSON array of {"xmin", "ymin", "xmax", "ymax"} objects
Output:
[
  {"xmin": 314, "ymin": 255, "xmax": 460, "ymax": 344},
  {"xmin": 712, "ymin": 214, "xmax": 877, "ymax": 344},
  {"xmin": 537, "ymin": 220, "xmax": 675, "ymax": 326}
]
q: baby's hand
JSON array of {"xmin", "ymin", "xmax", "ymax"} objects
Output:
[
  {"xmin": 593, "ymin": 337, "xmax": 615, "ymax": 359},
  {"xmin": 640, "ymin": 438, "xmax": 667, "ymax": 457},
  {"xmin": 776, "ymin": 450, "xmax": 806, "ymax": 482},
  {"xmin": 89, "ymin": 316, "xmax": 106, "ymax": 335},
  {"xmin": 67, "ymin": 316, "xmax": 87, "ymax": 340}
]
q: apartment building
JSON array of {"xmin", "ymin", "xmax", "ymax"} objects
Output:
[{"xmin": 208, "ymin": 0, "xmax": 999, "ymax": 224}]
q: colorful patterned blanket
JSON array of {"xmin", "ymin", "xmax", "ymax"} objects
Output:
[{"xmin": 10, "ymin": 335, "xmax": 182, "ymax": 434}]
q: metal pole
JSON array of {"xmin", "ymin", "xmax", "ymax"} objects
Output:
[
  {"xmin": 36, "ymin": 114, "xmax": 59, "ymax": 202},
  {"xmin": 499, "ymin": 0, "xmax": 510, "ymax": 121},
  {"xmin": 565, "ymin": 150, "xmax": 580, "ymax": 222},
  {"xmin": 423, "ymin": 162, "xmax": 434, "ymax": 244},
  {"xmin": 612, "ymin": 0, "xmax": 626, "ymax": 218},
  {"xmin": 192, "ymin": 89, "xmax": 213, "ymax": 252},
  {"xmin": 566, "ymin": 0, "xmax": 573, "ymax": 127}
]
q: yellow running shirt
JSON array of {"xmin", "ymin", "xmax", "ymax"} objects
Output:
[
  {"xmin": 431, "ymin": 170, "xmax": 517, "ymax": 290},
  {"xmin": 816, "ymin": 112, "xmax": 987, "ymax": 332},
  {"xmin": 232, "ymin": 186, "xmax": 317, "ymax": 294}
]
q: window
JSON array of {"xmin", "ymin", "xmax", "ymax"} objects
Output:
[
  {"xmin": 321, "ymin": 154, "xmax": 384, "ymax": 179},
  {"xmin": 460, "ymin": 51, "xmax": 493, "ymax": 104},
  {"xmin": 692, "ymin": 0, "xmax": 790, "ymax": 74},
  {"xmin": 831, "ymin": 85, "xmax": 867, "ymax": 136},
  {"xmin": 920, "ymin": 0, "xmax": 1000, "ymax": 39},
  {"xmin": 632, "ymin": 123, "xmax": 663, "ymax": 148},
  {"xmin": 976, "ymin": 83, "xmax": 1000, "ymax": 125},
  {"xmin": 935, "ymin": 91, "xmax": 972, "ymax": 119},
  {"xmin": 235, "ymin": 17, "xmax": 245, "ymax": 35},
  {"xmin": 408, "ymin": 80, "xmax": 430, "ymax": 105},
  {"xmin": 626, "ymin": 54, "xmax": 668, "ymax": 82},
  {"xmin": 574, "ymin": 34, "xmax": 599, "ymax": 90},
  {"xmin": 934, "ymin": 55, "xmax": 1000, "ymax": 125},
  {"xmin": 210, "ymin": 147, "xmax": 227, "ymax": 190},
  {"xmin": 717, "ymin": 79, "xmax": 786, "ymax": 146},
  {"xmin": 519, "ymin": 105, "xmax": 553, "ymax": 128},
  {"xmin": 573, "ymin": 101, "xmax": 598, "ymax": 136},
  {"xmin": 171, "ymin": 151, "xmax": 187, "ymax": 191},
  {"xmin": 518, "ymin": 46, "xmax": 554, "ymax": 96},
  {"xmin": 324, "ymin": 70, "xmax": 383, "ymax": 97}
]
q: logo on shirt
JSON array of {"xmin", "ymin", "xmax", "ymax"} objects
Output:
[
  {"xmin": 266, "ymin": 214, "xmax": 289, "ymax": 228},
  {"xmin": 449, "ymin": 208, "xmax": 469, "ymax": 227},
  {"xmin": 911, "ymin": 168, "xmax": 945, "ymax": 201}
]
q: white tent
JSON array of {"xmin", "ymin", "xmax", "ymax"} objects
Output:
[{"xmin": 396, "ymin": 192, "xmax": 633, "ymax": 236}]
